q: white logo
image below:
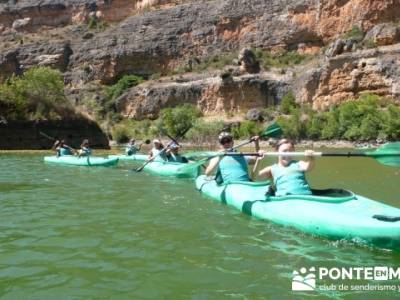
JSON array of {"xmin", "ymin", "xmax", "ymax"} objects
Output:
[{"xmin": 292, "ymin": 267, "xmax": 316, "ymax": 291}]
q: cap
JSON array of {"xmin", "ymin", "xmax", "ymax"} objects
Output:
[
  {"xmin": 153, "ymin": 139, "xmax": 161, "ymax": 144},
  {"xmin": 218, "ymin": 131, "xmax": 233, "ymax": 143}
]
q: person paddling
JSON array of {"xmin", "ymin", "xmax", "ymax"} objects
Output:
[
  {"xmin": 78, "ymin": 139, "xmax": 92, "ymax": 157},
  {"xmin": 205, "ymin": 132, "xmax": 260, "ymax": 183},
  {"xmin": 258, "ymin": 139, "xmax": 315, "ymax": 196},
  {"xmin": 52, "ymin": 139, "xmax": 75, "ymax": 157},
  {"xmin": 166, "ymin": 143, "xmax": 189, "ymax": 163},
  {"xmin": 149, "ymin": 139, "xmax": 167, "ymax": 161},
  {"xmin": 125, "ymin": 139, "xmax": 141, "ymax": 156}
]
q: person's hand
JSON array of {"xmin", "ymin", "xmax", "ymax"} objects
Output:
[
  {"xmin": 304, "ymin": 150, "xmax": 315, "ymax": 157},
  {"xmin": 252, "ymin": 135, "xmax": 260, "ymax": 142},
  {"xmin": 258, "ymin": 149, "xmax": 266, "ymax": 158}
]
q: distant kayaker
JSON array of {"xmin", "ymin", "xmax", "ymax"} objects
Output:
[
  {"xmin": 125, "ymin": 139, "xmax": 141, "ymax": 156},
  {"xmin": 149, "ymin": 139, "xmax": 167, "ymax": 161},
  {"xmin": 205, "ymin": 132, "xmax": 260, "ymax": 183},
  {"xmin": 258, "ymin": 139, "xmax": 315, "ymax": 196},
  {"xmin": 52, "ymin": 139, "xmax": 75, "ymax": 157},
  {"xmin": 166, "ymin": 143, "xmax": 189, "ymax": 163},
  {"xmin": 78, "ymin": 139, "xmax": 92, "ymax": 157}
]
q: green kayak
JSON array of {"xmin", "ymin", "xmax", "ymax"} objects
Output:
[
  {"xmin": 143, "ymin": 161, "xmax": 201, "ymax": 178},
  {"xmin": 108, "ymin": 154, "xmax": 148, "ymax": 162},
  {"xmin": 195, "ymin": 175, "xmax": 400, "ymax": 248},
  {"xmin": 44, "ymin": 156, "xmax": 119, "ymax": 167}
]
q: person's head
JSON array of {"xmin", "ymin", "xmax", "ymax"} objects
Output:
[
  {"xmin": 129, "ymin": 139, "xmax": 135, "ymax": 145},
  {"xmin": 218, "ymin": 132, "xmax": 234, "ymax": 149},
  {"xmin": 81, "ymin": 139, "xmax": 90, "ymax": 148},
  {"xmin": 153, "ymin": 139, "xmax": 163, "ymax": 149},
  {"xmin": 275, "ymin": 138, "xmax": 295, "ymax": 165},
  {"xmin": 59, "ymin": 139, "xmax": 66, "ymax": 146},
  {"xmin": 170, "ymin": 143, "xmax": 180, "ymax": 154}
]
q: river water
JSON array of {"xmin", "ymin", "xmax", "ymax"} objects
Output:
[{"xmin": 1, "ymin": 151, "xmax": 400, "ymax": 299}]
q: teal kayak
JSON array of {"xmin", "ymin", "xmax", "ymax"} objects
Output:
[
  {"xmin": 195, "ymin": 175, "xmax": 400, "ymax": 248},
  {"xmin": 108, "ymin": 154, "xmax": 148, "ymax": 162},
  {"xmin": 44, "ymin": 156, "xmax": 119, "ymax": 167},
  {"xmin": 143, "ymin": 161, "xmax": 201, "ymax": 178}
]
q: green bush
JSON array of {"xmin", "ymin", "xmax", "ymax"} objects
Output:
[
  {"xmin": 231, "ymin": 120, "xmax": 264, "ymax": 139},
  {"xmin": 102, "ymin": 75, "xmax": 144, "ymax": 120},
  {"xmin": 279, "ymin": 92, "xmax": 298, "ymax": 114},
  {"xmin": 186, "ymin": 120, "xmax": 225, "ymax": 145},
  {"xmin": 160, "ymin": 104, "xmax": 202, "ymax": 137},
  {"xmin": 276, "ymin": 93, "xmax": 399, "ymax": 141},
  {"xmin": 343, "ymin": 25, "xmax": 365, "ymax": 41},
  {"xmin": 0, "ymin": 67, "xmax": 68, "ymax": 120},
  {"xmin": 254, "ymin": 49, "xmax": 311, "ymax": 69}
]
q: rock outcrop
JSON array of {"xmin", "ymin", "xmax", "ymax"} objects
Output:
[
  {"xmin": 294, "ymin": 44, "xmax": 400, "ymax": 109},
  {"xmin": 117, "ymin": 72, "xmax": 289, "ymax": 119}
]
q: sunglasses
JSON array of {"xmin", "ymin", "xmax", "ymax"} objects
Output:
[{"xmin": 220, "ymin": 138, "xmax": 233, "ymax": 145}]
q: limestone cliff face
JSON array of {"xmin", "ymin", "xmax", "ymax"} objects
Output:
[
  {"xmin": 0, "ymin": 0, "xmax": 399, "ymax": 120},
  {"xmin": 117, "ymin": 72, "xmax": 289, "ymax": 119},
  {"xmin": 294, "ymin": 44, "xmax": 400, "ymax": 109}
]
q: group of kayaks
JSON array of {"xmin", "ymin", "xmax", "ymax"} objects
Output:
[{"xmin": 43, "ymin": 151, "xmax": 400, "ymax": 250}]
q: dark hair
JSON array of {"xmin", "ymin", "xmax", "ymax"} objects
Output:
[{"xmin": 274, "ymin": 138, "xmax": 294, "ymax": 151}]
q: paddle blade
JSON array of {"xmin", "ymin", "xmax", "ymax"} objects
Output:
[
  {"xmin": 144, "ymin": 139, "xmax": 151, "ymax": 144},
  {"xmin": 260, "ymin": 123, "xmax": 282, "ymax": 139},
  {"xmin": 366, "ymin": 142, "xmax": 400, "ymax": 167}
]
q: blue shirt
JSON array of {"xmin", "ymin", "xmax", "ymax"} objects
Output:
[{"xmin": 271, "ymin": 161, "xmax": 312, "ymax": 196}]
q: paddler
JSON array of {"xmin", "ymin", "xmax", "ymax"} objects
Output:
[
  {"xmin": 125, "ymin": 138, "xmax": 141, "ymax": 156},
  {"xmin": 52, "ymin": 139, "xmax": 75, "ymax": 156},
  {"xmin": 258, "ymin": 138, "xmax": 315, "ymax": 196},
  {"xmin": 166, "ymin": 143, "xmax": 189, "ymax": 163},
  {"xmin": 205, "ymin": 132, "xmax": 260, "ymax": 183},
  {"xmin": 78, "ymin": 139, "xmax": 92, "ymax": 157},
  {"xmin": 149, "ymin": 139, "xmax": 167, "ymax": 161}
]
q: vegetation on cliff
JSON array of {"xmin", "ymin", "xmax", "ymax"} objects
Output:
[
  {"xmin": 277, "ymin": 93, "xmax": 400, "ymax": 141},
  {"xmin": 0, "ymin": 67, "xmax": 73, "ymax": 120}
]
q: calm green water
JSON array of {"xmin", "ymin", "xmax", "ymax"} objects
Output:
[{"xmin": 1, "ymin": 152, "xmax": 400, "ymax": 300}]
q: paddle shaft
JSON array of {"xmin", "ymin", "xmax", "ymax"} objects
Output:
[{"xmin": 222, "ymin": 152, "xmax": 400, "ymax": 157}]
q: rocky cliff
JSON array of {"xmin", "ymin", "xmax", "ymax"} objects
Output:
[{"xmin": 0, "ymin": 0, "xmax": 399, "ymax": 121}]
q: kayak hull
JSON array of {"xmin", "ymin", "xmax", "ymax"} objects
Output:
[
  {"xmin": 195, "ymin": 175, "xmax": 400, "ymax": 248},
  {"xmin": 108, "ymin": 154, "xmax": 148, "ymax": 162},
  {"xmin": 144, "ymin": 161, "xmax": 200, "ymax": 178},
  {"xmin": 44, "ymin": 156, "xmax": 119, "ymax": 167}
]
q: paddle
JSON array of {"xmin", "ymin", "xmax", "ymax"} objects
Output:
[
  {"xmin": 223, "ymin": 142, "xmax": 400, "ymax": 168},
  {"xmin": 135, "ymin": 126, "xmax": 192, "ymax": 172},
  {"xmin": 227, "ymin": 122, "xmax": 283, "ymax": 151},
  {"xmin": 179, "ymin": 123, "xmax": 284, "ymax": 172},
  {"xmin": 39, "ymin": 131, "xmax": 77, "ymax": 154}
]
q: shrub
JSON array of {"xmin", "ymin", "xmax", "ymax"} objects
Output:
[
  {"xmin": 279, "ymin": 92, "xmax": 298, "ymax": 114},
  {"xmin": 186, "ymin": 120, "xmax": 225, "ymax": 145},
  {"xmin": 343, "ymin": 25, "xmax": 365, "ymax": 41},
  {"xmin": 0, "ymin": 67, "xmax": 68, "ymax": 120},
  {"xmin": 160, "ymin": 104, "xmax": 202, "ymax": 137},
  {"xmin": 231, "ymin": 120, "xmax": 264, "ymax": 139},
  {"xmin": 254, "ymin": 49, "xmax": 311, "ymax": 69}
]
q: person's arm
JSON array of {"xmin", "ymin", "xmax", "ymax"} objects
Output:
[
  {"xmin": 258, "ymin": 165, "xmax": 273, "ymax": 180},
  {"xmin": 205, "ymin": 156, "xmax": 221, "ymax": 176},
  {"xmin": 299, "ymin": 150, "xmax": 315, "ymax": 172}
]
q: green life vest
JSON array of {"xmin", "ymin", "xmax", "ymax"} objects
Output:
[
  {"xmin": 218, "ymin": 155, "xmax": 250, "ymax": 183},
  {"xmin": 271, "ymin": 161, "xmax": 312, "ymax": 196}
]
